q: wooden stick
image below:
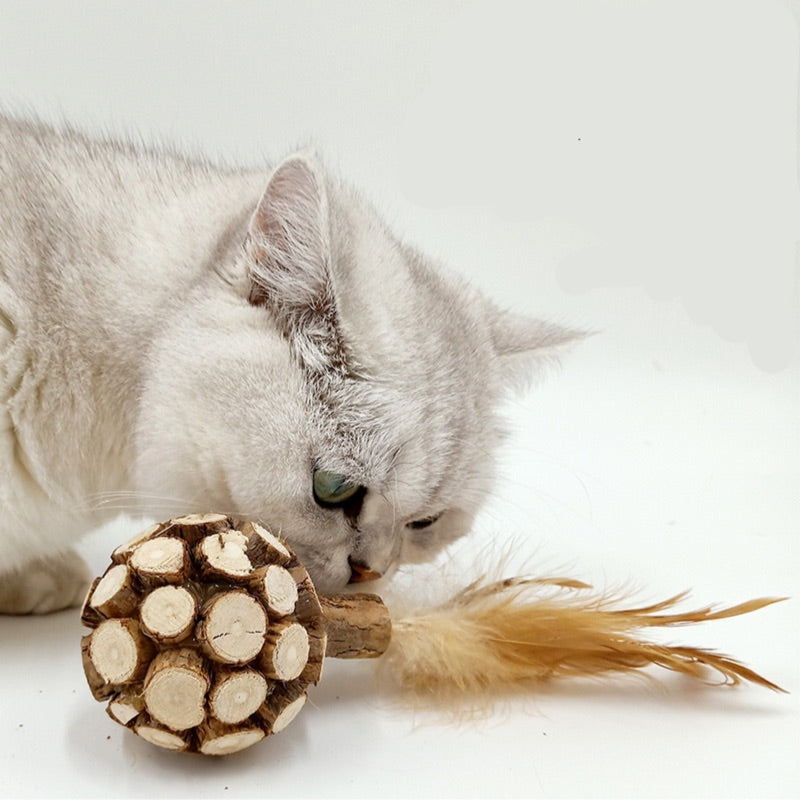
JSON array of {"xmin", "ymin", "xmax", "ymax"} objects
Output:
[
  {"xmin": 300, "ymin": 621, "xmax": 327, "ymax": 685},
  {"xmin": 197, "ymin": 590, "xmax": 268, "ymax": 665},
  {"xmin": 111, "ymin": 522, "xmax": 164, "ymax": 564},
  {"xmin": 208, "ymin": 668, "xmax": 269, "ymax": 724},
  {"xmin": 195, "ymin": 530, "xmax": 254, "ymax": 582},
  {"xmin": 320, "ymin": 593, "xmax": 392, "ymax": 659},
  {"xmin": 241, "ymin": 521, "xmax": 292, "ymax": 566},
  {"xmin": 80, "ymin": 578, "xmax": 105, "ymax": 628},
  {"xmin": 197, "ymin": 717, "xmax": 265, "ymax": 756},
  {"xmin": 261, "ymin": 621, "xmax": 310, "ymax": 681},
  {"xmin": 80, "ymin": 634, "xmax": 116, "ymax": 700},
  {"xmin": 250, "ymin": 564, "xmax": 298, "ymax": 616},
  {"xmin": 139, "ymin": 585, "xmax": 198, "ymax": 643},
  {"xmin": 134, "ymin": 714, "xmax": 191, "ymax": 752},
  {"xmin": 256, "ymin": 683, "xmax": 307, "ymax": 734},
  {"xmin": 88, "ymin": 564, "xmax": 139, "ymax": 618},
  {"xmin": 106, "ymin": 689, "xmax": 145, "ymax": 726},
  {"xmin": 129, "ymin": 536, "xmax": 191, "ymax": 586},
  {"xmin": 143, "ymin": 648, "xmax": 210, "ymax": 731},
  {"xmin": 289, "ymin": 567, "xmax": 316, "ymax": 611},
  {"xmin": 170, "ymin": 512, "xmax": 231, "ymax": 546},
  {"xmin": 87, "ymin": 618, "xmax": 155, "ymax": 684}
]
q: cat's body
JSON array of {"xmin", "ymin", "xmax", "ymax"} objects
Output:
[{"xmin": 0, "ymin": 115, "xmax": 576, "ymax": 613}]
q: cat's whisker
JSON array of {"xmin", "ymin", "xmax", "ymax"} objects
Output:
[
  {"xmin": 388, "ymin": 467, "xmax": 400, "ymax": 530},
  {"xmin": 78, "ymin": 490, "xmax": 202, "ymax": 513},
  {"xmin": 86, "ymin": 489, "xmax": 194, "ymax": 502}
]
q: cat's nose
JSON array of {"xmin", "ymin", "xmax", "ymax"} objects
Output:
[{"xmin": 347, "ymin": 557, "xmax": 382, "ymax": 584}]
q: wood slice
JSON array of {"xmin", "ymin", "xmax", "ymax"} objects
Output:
[
  {"xmin": 139, "ymin": 585, "xmax": 198, "ymax": 643},
  {"xmin": 81, "ymin": 634, "xmax": 115, "ymax": 700},
  {"xmin": 291, "ymin": 568, "xmax": 324, "ymax": 623},
  {"xmin": 170, "ymin": 512, "xmax": 231, "ymax": 545},
  {"xmin": 111, "ymin": 522, "xmax": 164, "ymax": 564},
  {"xmin": 197, "ymin": 717, "xmax": 265, "ymax": 756},
  {"xmin": 89, "ymin": 564, "xmax": 140, "ymax": 618},
  {"xmin": 260, "ymin": 621, "xmax": 309, "ymax": 681},
  {"xmin": 129, "ymin": 537, "xmax": 191, "ymax": 585},
  {"xmin": 251, "ymin": 564, "xmax": 298, "ymax": 617},
  {"xmin": 209, "ymin": 668, "xmax": 269, "ymax": 724},
  {"xmin": 143, "ymin": 648, "xmax": 210, "ymax": 731},
  {"xmin": 134, "ymin": 714, "xmax": 191, "ymax": 751},
  {"xmin": 241, "ymin": 521, "xmax": 292, "ymax": 567},
  {"xmin": 88, "ymin": 618, "xmax": 155, "ymax": 684},
  {"xmin": 257, "ymin": 682, "xmax": 307, "ymax": 734},
  {"xmin": 197, "ymin": 590, "xmax": 268, "ymax": 665},
  {"xmin": 299, "ymin": 622, "xmax": 327, "ymax": 685},
  {"xmin": 196, "ymin": 530, "xmax": 254, "ymax": 582},
  {"xmin": 80, "ymin": 577, "xmax": 104, "ymax": 628},
  {"xmin": 320, "ymin": 593, "xmax": 391, "ymax": 659},
  {"xmin": 107, "ymin": 689, "xmax": 145, "ymax": 726}
]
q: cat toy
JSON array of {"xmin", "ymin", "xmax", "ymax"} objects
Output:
[{"xmin": 80, "ymin": 514, "xmax": 786, "ymax": 756}]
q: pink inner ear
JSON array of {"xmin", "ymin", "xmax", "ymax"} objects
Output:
[
  {"xmin": 248, "ymin": 156, "xmax": 330, "ymax": 310},
  {"xmin": 251, "ymin": 157, "xmax": 323, "ymax": 252}
]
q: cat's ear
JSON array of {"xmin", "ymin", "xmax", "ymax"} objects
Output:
[
  {"xmin": 487, "ymin": 305, "xmax": 587, "ymax": 392},
  {"xmin": 246, "ymin": 154, "xmax": 345, "ymax": 372}
]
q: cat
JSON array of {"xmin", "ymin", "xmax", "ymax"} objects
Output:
[{"xmin": 0, "ymin": 114, "xmax": 579, "ymax": 614}]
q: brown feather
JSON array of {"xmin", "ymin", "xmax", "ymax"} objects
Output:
[{"xmin": 386, "ymin": 577, "xmax": 787, "ymax": 699}]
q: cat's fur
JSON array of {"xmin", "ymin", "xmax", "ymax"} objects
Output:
[{"xmin": 0, "ymin": 115, "xmax": 577, "ymax": 613}]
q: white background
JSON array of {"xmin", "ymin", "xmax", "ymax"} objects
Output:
[{"xmin": 1, "ymin": 1, "xmax": 798, "ymax": 798}]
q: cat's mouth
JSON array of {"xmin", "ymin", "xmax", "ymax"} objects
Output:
[{"xmin": 347, "ymin": 558, "xmax": 382, "ymax": 584}]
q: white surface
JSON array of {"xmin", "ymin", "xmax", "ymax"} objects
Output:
[{"xmin": 1, "ymin": 2, "xmax": 798, "ymax": 798}]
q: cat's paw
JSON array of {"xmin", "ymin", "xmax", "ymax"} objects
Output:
[{"xmin": 0, "ymin": 549, "xmax": 91, "ymax": 615}]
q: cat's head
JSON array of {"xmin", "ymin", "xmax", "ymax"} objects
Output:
[{"xmin": 135, "ymin": 155, "xmax": 581, "ymax": 594}]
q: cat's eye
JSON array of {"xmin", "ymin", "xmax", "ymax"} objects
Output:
[
  {"xmin": 407, "ymin": 512, "xmax": 442, "ymax": 530},
  {"xmin": 313, "ymin": 470, "xmax": 363, "ymax": 507}
]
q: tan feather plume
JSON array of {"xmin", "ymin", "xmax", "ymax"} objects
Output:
[{"xmin": 386, "ymin": 576, "xmax": 787, "ymax": 699}]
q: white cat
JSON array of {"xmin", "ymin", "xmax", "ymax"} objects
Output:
[{"xmin": 0, "ymin": 115, "xmax": 579, "ymax": 613}]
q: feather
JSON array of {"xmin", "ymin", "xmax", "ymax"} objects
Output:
[{"xmin": 385, "ymin": 576, "xmax": 787, "ymax": 700}]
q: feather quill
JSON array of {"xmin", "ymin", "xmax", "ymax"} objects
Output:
[{"xmin": 386, "ymin": 576, "xmax": 786, "ymax": 699}]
